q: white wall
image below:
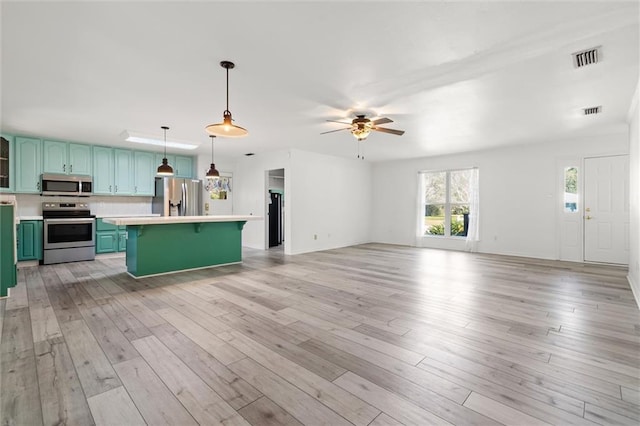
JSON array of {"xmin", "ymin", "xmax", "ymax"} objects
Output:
[
  {"xmin": 372, "ymin": 132, "xmax": 629, "ymax": 260},
  {"xmin": 288, "ymin": 150, "xmax": 372, "ymax": 255},
  {"xmin": 628, "ymin": 82, "xmax": 639, "ymax": 308},
  {"xmin": 233, "ymin": 149, "xmax": 372, "ymax": 255},
  {"xmin": 233, "ymin": 150, "xmax": 291, "ymax": 252}
]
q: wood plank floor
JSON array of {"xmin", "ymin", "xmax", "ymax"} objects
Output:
[{"xmin": 1, "ymin": 244, "xmax": 638, "ymax": 425}]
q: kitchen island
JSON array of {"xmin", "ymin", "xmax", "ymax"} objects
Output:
[{"xmin": 102, "ymin": 215, "xmax": 262, "ymax": 278}]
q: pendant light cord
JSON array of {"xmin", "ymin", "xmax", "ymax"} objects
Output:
[
  {"xmin": 211, "ymin": 135, "xmax": 215, "ymax": 163},
  {"xmin": 225, "ymin": 66, "xmax": 230, "ymax": 114}
]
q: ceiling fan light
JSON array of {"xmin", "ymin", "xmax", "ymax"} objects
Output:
[{"xmin": 352, "ymin": 128, "xmax": 371, "ymax": 140}]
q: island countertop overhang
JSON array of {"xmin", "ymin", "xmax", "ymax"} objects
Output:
[{"xmin": 102, "ymin": 215, "xmax": 262, "ymax": 226}]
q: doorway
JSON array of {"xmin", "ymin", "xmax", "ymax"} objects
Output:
[
  {"xmin": 266, "ymin": 169, "xmax": 285, "ymax": 250},
  {"xmin": 583, "ymin": 155, "xmax": 629, "ymax": 264}
]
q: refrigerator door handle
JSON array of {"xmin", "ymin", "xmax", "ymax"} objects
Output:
[{"xmin": 182, "ymin": 182, "xmax": 187, "ymax": 216}]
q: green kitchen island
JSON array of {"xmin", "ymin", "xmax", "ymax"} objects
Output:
[{"xmin": 102, "ymin": 215, "xmax": 262, "ymax": 278}]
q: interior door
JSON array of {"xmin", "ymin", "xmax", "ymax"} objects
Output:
[{"xmin": 584, "ymin": 155, "xmax": 629, "ymax": 264}]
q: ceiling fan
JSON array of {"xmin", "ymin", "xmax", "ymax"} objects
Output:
[{"xmin": 321, "ymin": 114, "xmax": 405, "ymax": 141}]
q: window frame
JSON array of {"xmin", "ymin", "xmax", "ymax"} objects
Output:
[{"xmin": 421, "ymin": 168, "xmax": 473, "ymax": 238}]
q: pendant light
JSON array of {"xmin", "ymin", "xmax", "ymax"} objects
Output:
[
  {"xmin": 205, "ymin": 135, "xmax": 220, "ymax": 179},
  {"xmin": 156, "ymin": 126, "xmax": 174, "ymax": 176},
  {"xmin": 205, "ymin": 61, "xmax": 248, "ymax": 137}
]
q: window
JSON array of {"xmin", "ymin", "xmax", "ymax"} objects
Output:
[
  {"xmin": 422, "ymin": 168, "xmax": 474, "ymax": 237},
  {"xmin": 564, "ymin": 167, "xmax": 578, "ymax": 212}
]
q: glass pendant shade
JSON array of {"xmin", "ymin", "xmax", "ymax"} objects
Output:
[
  {"xmin": 206, "ymin": 111, "xmax": 248, "ymax": 137},
  {"xmin": 157, "ymin": 126, "xmax": 174, "ymax": 176},
  {"xmin": 352, "ymin": 127, "xmax": 371, "ymax": 140},
  {"xmin": 205, "ymin": 61, "xmax": 248, "ymax": 138}
]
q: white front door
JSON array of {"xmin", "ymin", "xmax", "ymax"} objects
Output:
[{"xmin": 584, "ymin": 155, "xmax": 629, "ymax": 264}]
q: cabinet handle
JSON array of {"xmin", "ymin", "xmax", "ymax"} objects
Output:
[
  {"xmin": 134, "ymin": 186, "xmax": 137, "ymax": 193},
  {"xmin": 63, "ymin": 164, "xmax": 66, "ymax": 172},
  {"xmin": 36, "ymin": 182, "xmax": 40, "ymax": 190},
  {"xmin": 109, "ymin": 185, "xmax": 112, "ymax": 192},
  {"xmin": 70, "ymin": 164, "xmax": 73, "ymax": 173},
  {"xmin": 115, "ymin": 185, "xmax": 118, "ymax": 193}
]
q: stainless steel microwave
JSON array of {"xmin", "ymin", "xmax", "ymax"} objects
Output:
[{"xmin": 41, "ymin": 174, "xmax": 93, "ymax": 197}]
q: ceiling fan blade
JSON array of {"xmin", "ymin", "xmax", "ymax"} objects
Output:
[
  {"xmin": 373, "ymin": 126, "xmax": 405, "ymax": 136},
  {"xmin": 371, "ymin": 117, "xmax": 393, "ymax": 126},
  {"xmin": 326, "ymin": 119, "xmax": 353, "ymax": 125},
  {"xmin": 320, "ymin": 127, "xmax": 351, "ymax": 135}
]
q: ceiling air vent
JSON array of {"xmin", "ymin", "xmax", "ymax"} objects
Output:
[
  {"xmin": 572, "ymin": 46, "xmax": 601, "ymax": 68},
  {"xmin": 583, "ymin": 106, "xmax": 602, "ymax": 115}
]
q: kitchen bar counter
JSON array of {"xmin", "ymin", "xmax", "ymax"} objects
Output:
[
  {"xmin": 102, "ymin": 215, "xmax": 257, "ymax": 226},
  {"xmin": 102, "ymin": 215, "xmax": 262, "ymax": 278}
]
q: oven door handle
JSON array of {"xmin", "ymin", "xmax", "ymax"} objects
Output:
[{"xmin": 44, "ymin": 218, "xmax": 95, "ymax": 224}]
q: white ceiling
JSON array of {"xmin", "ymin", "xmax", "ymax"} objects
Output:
[{"xmin": 2, "ymin": 1, "xmax": 638, "ymax": 162}]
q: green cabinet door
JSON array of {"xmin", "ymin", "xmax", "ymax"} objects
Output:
[
  {"xmin": 15, "ymin": 137, "xmax": 42, "ymax": 193},
  {"xmin": 118, "ymin": 230, "xmax": 127, "ymax": 252},
  {"xmin": 93, "ymin": 146, "xmax": 114, "ymax": 195},
  {"xmin": 96, "ymin": 231, "xmax": 117, "ymax": 253},
  {"xmin": 114, "ymin": 149, "xmax": 134, "ymax": 195},
  {"xmin": 0, "ymin": 205, "xmax": 17, "ymax": 297},
  {"xmin": 175, "ymin": 156, "xmax": 193, "ymax": 178},
  {"xmin": 133, "ymin": 151, "xmax": 155, "ymax": 195},
  {"xmin": 42, "ymin": 140, "xmax": 67, "ymax": 174},
  {"xmin": 0, "ymin": 134, "xmax": 15, "ymax": 193},
  {"xmin": 17, "ymin": 220, "xmax": 42, "ymax": 261},
  {"xmin": 68, "ymin": 143, "xmax": 92, "ymax": 175},
  {"xmin": 43, "ymin": 141, "xmax": 92, "ymax": 175}
]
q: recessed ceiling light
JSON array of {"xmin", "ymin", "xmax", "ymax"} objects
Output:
[{"xmin": 121, "ymin": 130, "xmax": 199, "ymax": 150}]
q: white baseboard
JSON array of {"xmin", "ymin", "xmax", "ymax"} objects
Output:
[{"xmin": 628, "ymin": 273, "xmax": 640, "ymax": 310}]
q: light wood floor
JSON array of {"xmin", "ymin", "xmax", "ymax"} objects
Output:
[{"xmin": 1, "ymin": 244, "xmax": 639, "ymax": 426}]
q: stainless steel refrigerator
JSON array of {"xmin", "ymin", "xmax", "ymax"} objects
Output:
[{"xmin": 152, "ymin": 177, "xmax": 203, "ymax": 216}]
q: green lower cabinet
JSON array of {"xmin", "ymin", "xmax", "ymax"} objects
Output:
[
  {"xmin": 96, "ymin": 220, "xmax": 127, "ymax": 253},
  {"xmin": 118, "ymin": 230, "xmax": 127, "ymax": 252},
  {"xmin": 1, "ymin": 205, "xmax": 17, "ymax": 297},
  {"xmin": 125, "ymin": 221, "xmax": 245, "ymax": 277},
  {"xmin": 17, "ymin": 220, "xmax": 43, "ymax": 261},
  {"xmin": 96, "ymin": 231, "xmax": 118, "ymax": 253}
]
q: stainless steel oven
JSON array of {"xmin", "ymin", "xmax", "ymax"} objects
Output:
[{"xmin": 42, "ymin": 202, "xmax": 95, "ymax": 264}]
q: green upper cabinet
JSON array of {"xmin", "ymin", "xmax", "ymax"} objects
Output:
[
  {"xmin": 68, "ymin": 143, "xmax": 92, "ymax": 175},
  {"xmin": 175, "ymin": 155, "xmax": 193, "ymax": 178},
  {"xmin": 133, "ymin": 151, "xmax": 156, "ymax": 196},
  {"xmin": 15, "ymin": 136, "xmax": 42, "ymax": 193},
  {"xmin": 154, "ymin": 153, "xmax": 194, "ymax": 178},
  {"xmin": 93, "ymin": 146, "xmax": 114, "ymax": 195},
  {"xmin": 42, "ymin": 140, "xmax": 66, "ymax": 174},
  {"xmin": 43, "ymin": 140, "xmax": 92, "ymax": 175},
  {"xmin": 114, "ymin": 149, "xmax": 134, "ymax": 195},
  {"xmin": 0, "ymin": 134, "xmax": 15, "ymax": 193}
]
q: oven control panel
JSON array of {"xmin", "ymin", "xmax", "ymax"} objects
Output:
[{"xmin": 42, "ymin": 202, "xmax": 90, "ymax": 211}]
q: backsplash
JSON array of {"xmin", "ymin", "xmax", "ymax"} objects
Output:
[{"xmin": 15, "ymin": 194, "xmax": 152, "ymax": 217}]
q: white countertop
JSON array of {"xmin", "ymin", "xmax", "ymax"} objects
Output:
[
  {"xmin": 96, "ymin": 214, "xmax": 161, "ymax": 218},
  {"xmin": 18, "ymin": 215, "xmax": 43, "ymax": 221},
  {"xmin": 102, "ymin": 215, "xmax": 263, "ymax": 226}
]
